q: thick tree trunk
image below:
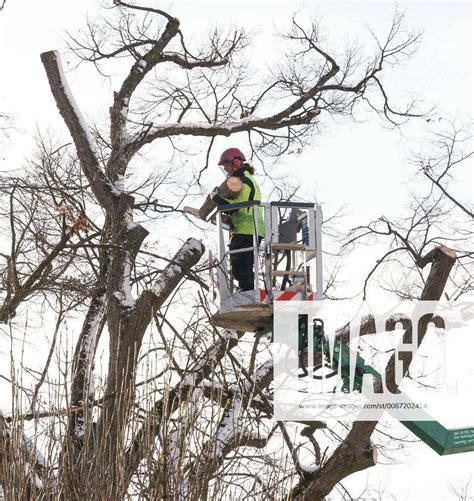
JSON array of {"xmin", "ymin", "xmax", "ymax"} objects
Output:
[
  {"xmin": 198, "ymin": 176, "xmax": 242, "ymax": 220},
  {"xmin": 41, "ymin": 49, "xmax": 207, "ymax": 499},
  {"xmin": 86, "ymin": 238, "xmax": 204, "ymax": 498}
]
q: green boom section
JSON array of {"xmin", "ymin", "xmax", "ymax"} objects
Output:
[{"xmin": 297, "ymin": 318, "xmax": 474, "ymax": 456}]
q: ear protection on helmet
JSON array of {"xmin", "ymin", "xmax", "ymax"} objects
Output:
[{"xmin": 232, "ymin": 157, "xmax": 241, "ymax": 169}]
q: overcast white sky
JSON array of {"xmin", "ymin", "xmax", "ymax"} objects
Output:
[{"xmin": 0, "ymin": 1, "xmax": 473, "ymax": 499}]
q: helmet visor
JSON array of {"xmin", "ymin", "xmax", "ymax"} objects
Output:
[{"xmin": 219, "ymin": 160, "xmax": 233, "ymax": 176}]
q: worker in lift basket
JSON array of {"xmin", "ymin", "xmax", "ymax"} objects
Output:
[{"xmin": 210, "ymin": 148, "xmax": 265, "ymax": 292}]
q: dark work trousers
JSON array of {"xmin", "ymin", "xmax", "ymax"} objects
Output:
[{"xmin": 229, "ymin": 234, "xmax": 261, "ymax": 291}]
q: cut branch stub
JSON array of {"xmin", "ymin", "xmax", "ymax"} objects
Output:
[{"xmin": 199, "ymin": 176, "xmax": 242, "ymax": 220}]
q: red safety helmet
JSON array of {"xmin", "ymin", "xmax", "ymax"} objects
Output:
[{"xmin": 218, "ymin": 148, "xmax": 246, "ymax": 172}]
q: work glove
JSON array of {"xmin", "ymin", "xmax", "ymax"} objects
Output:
[{"xmin": 222, "ymin": 214, "xmax": 233, "ymax": 226}]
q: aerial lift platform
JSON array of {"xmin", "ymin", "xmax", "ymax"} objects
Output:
[{"xmin": 210, "ymin": 200, "xmax": 323, "ymax": 332}]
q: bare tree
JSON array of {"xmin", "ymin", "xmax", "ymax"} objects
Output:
[
  {"xmin": 449, "ymin": 476, "xmax": 473, "ymax": 501},
  {"xmin": 1, "ymin": 2, "xmax": 461, "ymax": 500},
  {"xmin": 342, "ymin": 122, "xmax": 472, "ymax": 302},
  {"xmin": 0, "ymin": 135, "xmax": 101, "ymax": 323}
]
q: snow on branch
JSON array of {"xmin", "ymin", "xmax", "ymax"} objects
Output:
[
  {"xmin": 113, "ymin": 251, "xmax": 136, "ymax": 309},
  {"xmin": 68, "ymin": 290, "xmax": 106, "ymax": 441},
  {"xmin": 128, "ymin": 238, "xmax": 204, "ymax": 337},
  {"xmin": 125, "ymin": 328, "xmax": 246, "ymax": 481},
  {"xmin": 40, "ymin": 50, "xmax": 118, "ymax": 210},
  {"xmin": 130, "ymin": 110, "xmax": 321, "ymax": 151},
  {"xmin": 179, "ymin": 359, "xmax": 274, "ymax": 498},
  {"xmin": 109, "ymin": 14, "xmax": 180, "ymax": 148},
  {"xmin": 291, "ymin": 245, "xmax": 457, "ymax": 499},
  {"xmin": 148, "ymin": 238, "xmax": 204, "ymax": 306}
]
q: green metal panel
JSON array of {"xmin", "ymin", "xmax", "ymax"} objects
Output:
[
  {"xmin": 297, "ymin": 321, "xmax": 474, "ymax": 456},
  {"xmin": 444, "ymin": 427, "xmax": 474, "ymax": 455}
]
